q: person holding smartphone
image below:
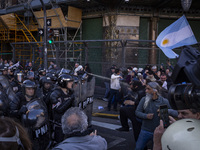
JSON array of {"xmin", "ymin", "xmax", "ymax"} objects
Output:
[
  {"xmin": 153, "ymin": 108, "xmax": 200, "ymax": 150},
  {"xmin": 135, "ymin": 82, "xmax": 171, "ymax": 150}
]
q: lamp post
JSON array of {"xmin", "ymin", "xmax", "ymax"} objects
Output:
[
  {"xmin": 40, "ymin": 0, "xmax": 48, "ymax": 69},
  {"xmin": 181, "ymin": 0, "xmax": 192, "ymax": 12}
]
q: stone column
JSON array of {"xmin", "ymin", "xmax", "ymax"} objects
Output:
[{"xmin": 149, "ymin": 17, "xmax": 158, "ymax": 65}]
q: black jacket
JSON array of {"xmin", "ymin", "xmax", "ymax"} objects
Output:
[{"xmin": 50, "ymin": 87, "xmax": 74, "ymax": 122}]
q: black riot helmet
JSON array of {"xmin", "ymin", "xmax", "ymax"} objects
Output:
[
  {"xmin": 26, "ymin": 71, "xmax": 35, "ymax": 80},
  {"xmin": 0, "ymin": 65, "xmax": 8, "ymax": 75},
  {"xmin": 57, "ymin": 74, "xmax": 74, "ymax": 88},
  {"xmin": 38, "ymin": 68, "xmax": 46, "ymax": 76},
  {"xmin": 0, "ymin": 65, "xmax": 7, "ymax": 71},
  {"xmin": 46, "ymin": 72, "xmax": 57, "ymax": 82},
  {"xmin": 39, "ymin": 76, "xmax": 52, "ymax": 89},
  {"xmin": 22, "ymin": 80, "xmax": 37, "ymax": 98}
]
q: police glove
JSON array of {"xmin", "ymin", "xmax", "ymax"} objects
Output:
[{"xmin": 19, "ymin": 105, "xmax": 28, "ymax": 115}]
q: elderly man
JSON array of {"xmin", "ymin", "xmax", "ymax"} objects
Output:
[
  {"xmin": 74, "ymin": 63, "xmax": 83, "ymax": 76},
  {"xmin": 52, "ymin": 107, "xmax": 107, "ymax": 150},
  {"xmin": 135, "ymin": 82, "xmax": 171, "ymax": 150}
]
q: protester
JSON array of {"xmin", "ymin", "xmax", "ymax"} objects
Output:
[
  {"xmin": 103, "ymin": 66, "xmax": 115, "ymax": 101},
  {"xmin": 107, "ymin": 68, "xmax": 123, "ymax": 111},
  {"xmin": 116, "ymin": 80, "xmax": 145, "ymax": 142},
  {"xmin": 135, "ymin": 82, "xmax": 171, "ymax": 150},
  {"xmin": 52, "ymin": 107, "xmax": 107, "ymax": 150}
]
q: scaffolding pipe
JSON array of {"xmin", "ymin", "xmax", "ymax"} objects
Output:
[{"xmin": 40, "ymin": 0, "xmax": 48, "ymax": 69}]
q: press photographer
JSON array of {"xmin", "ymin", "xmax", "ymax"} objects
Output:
[{"xmin": 153, "ymin": 45, "xmax": 200, "ymax": 150}]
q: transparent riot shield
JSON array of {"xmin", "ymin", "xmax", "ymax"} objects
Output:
[
  {"xmin": 0, "ymin": 75, "xmax": 17, "ymax": 103},
  {"xmin": 81, "ymin": 81, "xmax": 87, "ymax": 102},
  {"xmin": 73, "ymin": 80, "xmax": 80, "ymax": 107},
  {"xmin": 84, "ymin": 77, "xmax": 95, "ymax": 126},
  {"xmin": 86, "ymin": 77, "xmax": 95, "ymax": 97},
  {"xmin": 73, "ymin": 77, "xmax": 95, "ymax": 126},
  {"xmin": 21, "ymin": 99, "xmax": 51, "ymax": 150},
  {"xmin": 0, "ymin": 90, "xmax": 9, "ymax": 116},
  {"xmin": 22, "ymin": 99, "xmax": 48, "ymax": 130},
  {"xmin": 73, "ymin": 79, "xmax": 87, "ymax": 107}
]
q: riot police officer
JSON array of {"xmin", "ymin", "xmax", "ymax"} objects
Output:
[
  {"xmin": 0, "ymin": 65, "xmax": 8, "ymax": 77},
  {"xmin": 38, "ymin": 67, "xmax": 46, "ymax": 80},
  {"xmin": 9, "ymin": 79, "xmax": 38, "ymax": 119},
  {"xmin": 10, "ymin": 79, "xmax": 50, "ymax": 150},
  {"xmin": 10, "ymin": 72, "xmax": 24, "ymax": 93},
  {"xmin": 40, "ymin": 76, "xmax": 53, "ymax": 112},
  {"xmin": 50, "ymin": 74, "xmax": 74, "ymax": 144}
]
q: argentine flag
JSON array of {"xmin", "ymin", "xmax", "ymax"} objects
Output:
[{"xmin": 156, "ymin": 15, "xmax": 197, "ymax": 59}]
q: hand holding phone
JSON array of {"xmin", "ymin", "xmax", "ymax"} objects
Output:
[{"xmin": 159, "ymin": 105, "xmax": 170, "ymax": 128}]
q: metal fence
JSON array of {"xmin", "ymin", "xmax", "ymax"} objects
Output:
[{"xmin": 11, "ymin": 39, "xmax": 200, "ymax": 85}]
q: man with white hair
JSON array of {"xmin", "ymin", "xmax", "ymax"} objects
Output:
[
  {"xmin": 52, "ymin": 107, "xmax": 107, "ymax": 150},
  {"xmin": 74, "ymin": 63, "xmax": 83, "ymax": 76},
  {"xmin": 135, "ymin": 82, "xmax": 171, "ymax": 150}
]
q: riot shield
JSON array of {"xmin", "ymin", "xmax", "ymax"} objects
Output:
[
  {"xmin": 22, "ymin": 99, "xmax": 48, "ymax": 130},
  {"xmin": 81, "ymin": 81, "xmax": 88, "ymax": 102},
  {"xmin": 84, "ymin": 77, "xmax": 95, "ymax": 126},
  {"xmin": 86, "ymin": 77, "xmax": 95, "ymax": 97},
  {"xmin": 0, "ymin": 75, "xmax": 17, "ymax": 103},
  {"xmin": 21, "ymin": 99, "xmax": 50, "ymax": 150},
  {"xmin": 0, "ymin": 90, "xmax": 9, "ymax": 116},
  {"xmin": 73, "ymin": 80, "xmax": 80, "ymax": 107}
]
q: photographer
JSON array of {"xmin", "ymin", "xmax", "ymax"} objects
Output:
[{"xmin": 153, "ymin": 108, "xmax": 200, "ymax": 150}]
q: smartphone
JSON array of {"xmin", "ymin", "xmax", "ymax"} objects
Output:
[{"xmin": 159, "ymin": 105, "xmax": 170, "ymax": 128}]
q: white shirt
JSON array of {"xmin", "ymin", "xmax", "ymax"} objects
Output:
[
  {"xmin": 74, "ymin": 65, "xmax": 83, "ymax": 75},
  {"xmin": 110, "ymin": 74, "xmax": 121, "ymax": 90},
  {"xmin": 162, "ymin": 81, "xmax": 168, "ymax": 90}
]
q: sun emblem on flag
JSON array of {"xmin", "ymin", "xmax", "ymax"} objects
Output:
[{"xmin": 162, "ymin": 39, "xmax": 169, "ymax": 45}]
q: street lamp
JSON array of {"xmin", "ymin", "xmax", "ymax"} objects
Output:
[{"xmin": 181, "ymin": 0, "xmax": 192, "ymax": 12}]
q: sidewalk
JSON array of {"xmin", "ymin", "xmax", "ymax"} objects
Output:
[{"xmin": 92, "ymin": 86, "xmax": 120, "ymax": 119}]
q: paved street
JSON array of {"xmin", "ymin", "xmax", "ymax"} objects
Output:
[{"xmin": 91, "ymin": 88, "xmax": 136, "ymax": 150}]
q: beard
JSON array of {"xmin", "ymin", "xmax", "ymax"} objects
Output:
[{"xmin": 143, "ymin": 93, "xmax": 153, "ymax": 109}]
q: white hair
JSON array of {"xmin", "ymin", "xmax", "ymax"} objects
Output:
[
  {"xmin": 143, "ymin": 82, "xmax": 161, "ymax": 109},
  {"xmin": 61, "ymin": 107, "xmax": 88, "ymax": 135}
]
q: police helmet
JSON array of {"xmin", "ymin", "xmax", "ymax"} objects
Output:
[
  {"xmin": 22, "ymin": 80, "xmax": 37, "ymax": 97},
  {"xmin": 39, "ymin": 76, "xmax": 52, "ymax": 87},
  {"xmin": 161, "ymin": 119, "xmax": 200, "ymax": 150},
  {"xmin": 26, "ymin": 71, "xmax": 35, "ymax": 79},
  {"xmin": 57, "ymin": 74, "xmax": 73, "ymax": 88},
  {"xmin": 0, "ymin": 65, "xmax": 7, "ymax": 71},
  {"xmin": 38, "ymin": 68, "xmax": 46, "ymax": 75},
  {"xmin": 46, "ymin": 72, "xmax": 57, "ymax": 82}
]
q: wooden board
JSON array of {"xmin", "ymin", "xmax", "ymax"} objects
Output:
[
  {"xmin": 0, "ymin": 13, "xmax": 16, "ymax": 30},
  {"xmin": 34, "ymin": 6, "xmax": 82, "ymax": 29}
]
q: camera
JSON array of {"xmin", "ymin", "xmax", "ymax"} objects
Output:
[{"xmin": 168, "ymin": 45, "xmax": 200, "ymax": 110}]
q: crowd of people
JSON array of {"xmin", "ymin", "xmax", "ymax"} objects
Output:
[
  {"xmin": 0, "ymin": 59, "xmax": 107, "ymax": 150},
  {"xmin": 0, "ymin": 57, "xmax": 199, "ymax": 150},
  {"xmin": 103, "ymin": 62, "xmax": 200, "ymax": 150}
]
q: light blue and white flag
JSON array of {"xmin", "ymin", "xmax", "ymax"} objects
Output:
[{"xmin": 156, "ymin": 15, "xmax": 197, "ymax": 59}]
